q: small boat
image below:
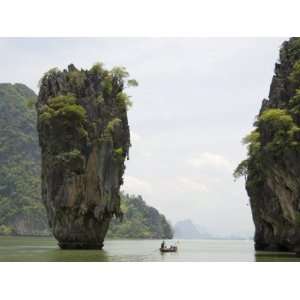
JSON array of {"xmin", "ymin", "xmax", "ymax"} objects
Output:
[{"xmin": 160, "ymin": 245, "xmax": 178, "ymax": 253}]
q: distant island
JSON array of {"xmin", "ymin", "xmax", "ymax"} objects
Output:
[
  {"xmin": 174, "ymin": 219, "xmax": 252, "ymax": 240},
  {"xmin": 0, "ymin": 81, "xmax": 173, "ymax": 240},
  {"xmin": 174, "ymin": 219, "xmax": 212, "ymax": 239}
]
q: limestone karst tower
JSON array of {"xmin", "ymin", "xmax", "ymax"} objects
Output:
[
  {"xmin": 36, "ymin": 63, "xmax": 134, "ymax": 249},
  {"xmin": 235, "ymin": 38, "xmax": 300, "ymax": 252}
]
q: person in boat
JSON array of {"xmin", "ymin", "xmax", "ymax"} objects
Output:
[{"xmin": 161, "ymin": 240, "xmax": 165, "ymax": 249}]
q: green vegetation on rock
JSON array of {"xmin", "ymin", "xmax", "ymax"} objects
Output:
[
  {"xmin": 0, "ymin": 83, "xmax": 48, "ymax": 235},
  {"xmin": 107, "ymin": 194, "xmax": 173, "ymax": 239},
  {"xmin": 235, "ymin": 107, "xmax": 300, "ymax": 180},
  {"xmin": 40, "ymin": 94, "xmax": 87, "ymax": 125}
]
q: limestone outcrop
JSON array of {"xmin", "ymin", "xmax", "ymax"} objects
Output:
[
  {"xmin": 235, "ymin": 38, "xmax": 300, "ymax": 252},
  {"xmin": 36, "ymin": 64, "xmax": 134, "ymax": 249}
]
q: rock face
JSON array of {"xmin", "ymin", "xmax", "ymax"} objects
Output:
[
  {"xmin": 235, "ymin": 38, "xmax": 300, "ymax": 252},
  {"xmin": 36, "ymin": 64, "xmax": 132, "ymax": 249}
]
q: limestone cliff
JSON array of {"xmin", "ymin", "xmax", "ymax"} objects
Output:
[
  {"xmin": 36, "ymin": 64, "xmax": 135, "ymax": 249},
  {"xmin": 235, "ymin": 38, "xmax": 300, "ymax": 252}
]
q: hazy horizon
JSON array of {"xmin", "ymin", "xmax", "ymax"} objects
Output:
[{"xmin": 0, "ymin": 37, "xmax": 286, "ymax": 237}]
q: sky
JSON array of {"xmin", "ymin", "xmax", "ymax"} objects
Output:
[{"xmin": 0, "ymin": 37, "xmax": 286, "ymax": 237}]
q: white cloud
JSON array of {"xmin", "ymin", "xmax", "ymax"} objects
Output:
[
  {"xmin": 176, "ymin": 176, "xmax": 208, "ymax": 192},
  {"xmin": 187, "ymin": 152, "xmax": 233, "ymax": 172},
  {"xmin": 122, "ymin": 175, "xmax": 152, "ymax": 195}
]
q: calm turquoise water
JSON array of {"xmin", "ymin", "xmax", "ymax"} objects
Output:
[{"xmin": 0, "ymin": 236, "xmax": 299, "ymax": 262}]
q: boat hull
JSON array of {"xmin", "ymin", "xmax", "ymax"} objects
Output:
[{"xmin": 160, "ymin": 247, "xmax": 177, "ymax": 253}]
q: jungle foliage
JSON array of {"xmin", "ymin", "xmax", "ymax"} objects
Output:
[
  {"xmin": 0, "ymin": 83, "xmax": 48, "ymax": 235},
  {"xmin": 107, "ymin": 194, "xmax": 173, "ymax": 239}
]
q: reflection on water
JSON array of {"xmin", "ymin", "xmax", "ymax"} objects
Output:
[
  {"xmin": 0, "ymin": 236, "xmax": 300, "ymax": 262},
  {"xmin": 44, "ymin": 249, "xmax": 110, "ymax": 262},
  {"xmin": 255, "ymin": 251, "xmax": 300, "ymax": 262}
]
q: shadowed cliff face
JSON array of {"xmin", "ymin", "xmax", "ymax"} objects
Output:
[
  {"xmin": 36, "ymin": 64, "xmax": 132, "ymax": 249},
  {"xmin": 236, "ymin": 38, "xmax": 300, "ymax": 252}
]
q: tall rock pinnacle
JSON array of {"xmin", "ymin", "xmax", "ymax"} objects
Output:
[
  {"xmin": 36, "ymin": 63, "xmax": 135, "ymax": 249},
  {"xmin": 235, "ymin": 38, "xmax": 300, "ymax": 252}
]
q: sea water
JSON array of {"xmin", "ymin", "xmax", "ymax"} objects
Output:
[{"xmin": 0, "ymin": 236, "xmax": 298, "ymax": 262}]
